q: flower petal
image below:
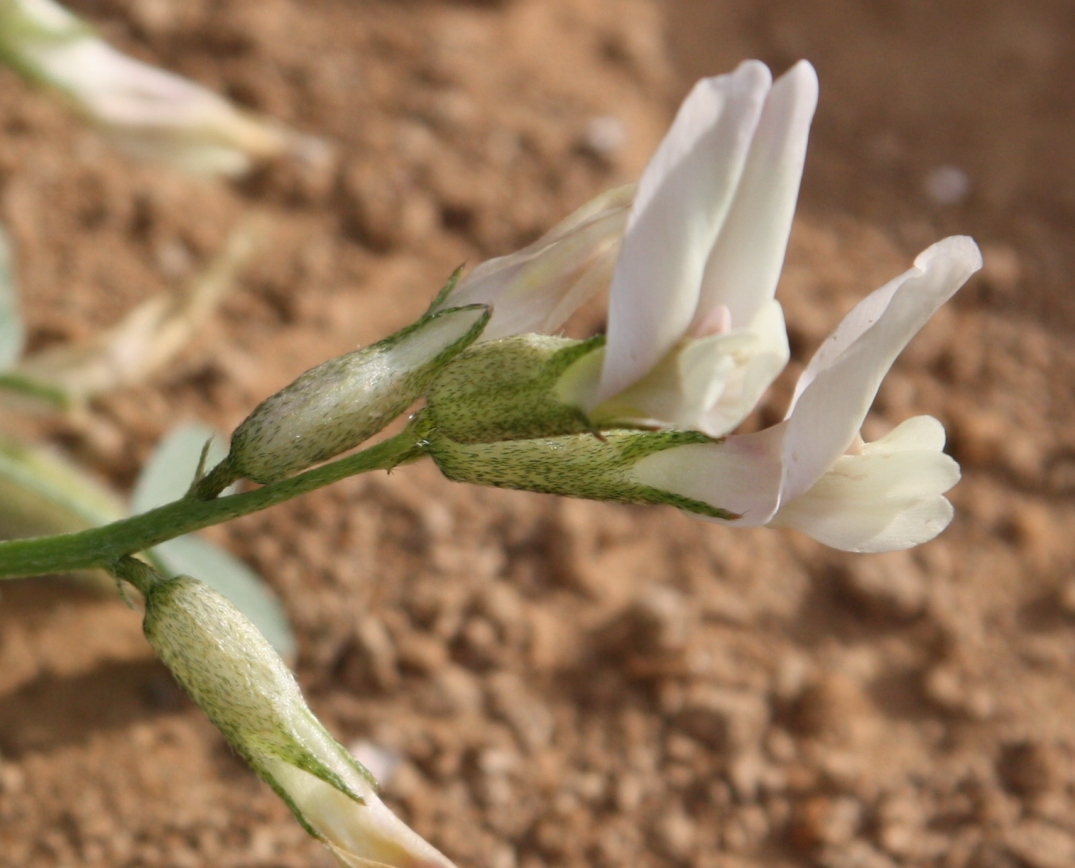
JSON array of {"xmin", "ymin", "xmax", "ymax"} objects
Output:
[
  {"xmin": 696, "ymin": 298, "xmax": 790, "ymax": 436},
  {"xmin": 266, "ymin": 760, "xmax": 455, "ymax": 868},
  {"xmin": 770, "ymin": 416, "xmax": 960, "ymax": 552},
  {"xmin": 597, "ymin": 61, "xmax": 773, "ymax": 403},
  {"xmin": 589, "ymin": 298, "xmax": 789, "ymax": 437},
  {"xmin": 629, "ymin": 423, "xmax": 787, "ymax": 526},
  {"xmin": 781, "ymin": 236, "xmax": 981, "ymax": 501},
  {"xmin": 442, "ymin": 186, "xmax": 632, "ymax": 340},
  {"xmin": 695, "ymin": 60, "xmax": 818, "ymax": 329}
]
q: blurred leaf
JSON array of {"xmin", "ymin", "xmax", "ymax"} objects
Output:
[
  {"xmin": 148, "ymin": 535, "xmax": 295, "ymax": 661},
  {"xmin": 0, "ymin": 418, "xmax": 119, "ymax": 589},
  {"xmin": 136, "ymin": 423, "xmax": 295, "ymax": 658},
  {"xmin": 0, "ymin": 229, "xmax": 23, "ymax": 371},
  {"xmin": 0, "ymin": 436, "xmax": 125, "ymax": 540},
  {"xmin": 0, "ymin": 371, "xmax": 69, "ymax": 409},
  {"xmin": 131, "ymin": 422, "xmax": 228, "ymax": 514},
  {"xmin": 0, "ymin": 436, "xmax": 123, "ymax": 591}
]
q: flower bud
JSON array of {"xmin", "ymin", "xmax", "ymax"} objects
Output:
[
  {"xmin": 227, "ymin": 304, "xmax": 489, "ymax": 484},
  {"xmin": 143, "ymin": 574, "xmax": 455, "ymax": 868},
  {"xmin": 424, "ymin": 426, "xmax": 738, "ymax": 520},
  {"xmin": 424, "ymin": 333, "xmax": 603, "ymax": 443}
]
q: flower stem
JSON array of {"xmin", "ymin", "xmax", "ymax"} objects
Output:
[
  {"xmin": 0, "ymin": 428, "xmax": 425, "ymax": 580},
  {"xmin": 110, "ymin": 555, "xmax": 165, "ymax": 596}
]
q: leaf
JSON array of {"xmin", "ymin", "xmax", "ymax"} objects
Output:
[
  {"xmin": 0, "ymin": 435, "xmax": 124, "ymax": 541},
  {"xmin": 0, "ymin": 228, "xmax": 23, "ymax": 371},
  {"xmin": 131, "ymin": 422, "xmax": 229, "ymax": 514},
  {"xmin": 135, "ymin": 423, "xmax": 295, "ymax": 659}
]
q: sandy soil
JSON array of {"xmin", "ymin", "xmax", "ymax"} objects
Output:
[{"xmin": 2, "ymin": 1, "xmax": 1075, "ymax": 866}]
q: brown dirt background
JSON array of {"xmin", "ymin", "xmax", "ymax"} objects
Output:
[{"xmin": 2, "ymin": 0, "xmax": 1074, "ymax": 866}]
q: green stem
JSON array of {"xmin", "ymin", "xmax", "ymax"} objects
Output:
[
  {"xmin": 110, "ymin": 556, "xmax": 165, "ymax": 596},
  {"xmin": 0, "ymin": 429, "xmax": 424, "ymax": 579}
]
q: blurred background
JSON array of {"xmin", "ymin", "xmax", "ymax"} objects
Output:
[{"xmin": 1, "ymin": 1, "xmax": 1073, "ymax": 866}]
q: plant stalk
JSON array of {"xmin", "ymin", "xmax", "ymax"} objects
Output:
[{"xmin": 0, "ymin": 429, "xmax": 424, "ymax": 579}]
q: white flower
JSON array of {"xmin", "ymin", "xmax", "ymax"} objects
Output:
[
  {"xmin": 264, "ymin": 755, "xmax": 453, "ymax": 868},
  {"xmin": 630, "ymin": 237, "xmax": 981, "ymax": 552},
  {"xmin": 426, "ymin": 59, "xmax": 981, "ymax": 551},
  {"xmin": 0, "ymin": 0, "xmax": 326, "ymax": 175}
]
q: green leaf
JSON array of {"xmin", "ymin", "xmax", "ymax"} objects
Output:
[
  {"xmin": 131, "ymin": 423, "xmax": 230, "ymax": 513},
  {"xmin": 0, "ymin": 229, "xmax": 24, "ymax": 371},
  {"xmin": 0, "ymin": 435, "xmax": 124, "ymax": 541},
  {"xmin": 136, "ymin": 424, "xmax": 295, "ymax": 659}
]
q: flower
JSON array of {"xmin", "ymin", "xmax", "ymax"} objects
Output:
[
  {"xmin": 630, "ymin": 237, "xmax": 981, "ymax": 551},
  {"xmin": 0, "ymin": 0, "xmax": 327, "ymax": 175},
  {"xmin": 140, "ymin": 572, "xmax": 456, "ymax": 868},
  {"xmin": 423, "ymin": 59, "xmax": 981, "ymax": 551}
]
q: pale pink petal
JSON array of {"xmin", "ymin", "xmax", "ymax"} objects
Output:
[
  {"xmin": 587, "ymin": 337, "xmax": 738, "ymax": 431},
  {"xmin": 578, "ymin": 299, "xmax": 786, "ymax": 437},
  {"xmin": 695, "ymin": 299, "xmax": 790, "ymax": 436}
]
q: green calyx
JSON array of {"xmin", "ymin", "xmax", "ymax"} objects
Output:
[
  {"xmin": 140, "ymin": 574, "xmax": 378, "ymax": 833},
  {"xmin": 424, "ymin": 333, "xmax": 604, "ymax": 444},
  {"xmin": 424, "ymin": 426, "xmax": 739, "ymax": 520}
]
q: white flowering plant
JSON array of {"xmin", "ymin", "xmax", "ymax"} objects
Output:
[{"xmin": 0, "ymin": 50, "xmax": 980, "ymax": 868}]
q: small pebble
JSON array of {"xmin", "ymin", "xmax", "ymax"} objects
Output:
[
  {"xmin": 652, "ymin": 807, "xmax": 696, "ymax": 861},
  {"xmin": 923, "ymin": 664, "xmax": 995, "ymax": 719},
  {"xmin": 1056, "ymin": 580, "xmax": 1075, "ymax": 617},
  {"xmin": 486, "ymin": 672, "xmax": 554, "ymax": 752},
  {"xmin": 583, "ymin": 115, "xmax": 628, "ymax": 156},
  {"xmin": 979, "ymin": 243, "xmax": 1023, "ymax": 296},
  {"xmin": 0, "ymin": 763, "xmax": 25, "ymax": 794},
  {"xmin": 997, "ymin": 741, "xmax": 1056, "ymax": 797},
  {"xmin": 924, "ymin": 165, "xmax": 970, "ymax": 205},
  {"xmin": 788, "ymin": 673, "xmax": 873, "ymax": 740},
  {"xmin": 428, "ymin": 664, "xmax": 484, "ymax": 716},
  {"xmin": 675, "ymin": 685, "xmax": 769, "ymax": 752},
  {"xmin": 1006, "ymin": 820, "xmax": 1075, "ymax": 868},
  {"xmin": 593, "ymin": 584, "xmax": 693, "ymax": 658},
  {"xmin": 790, "ymin": 795, "xmax": 863, "ymax": 850}
]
